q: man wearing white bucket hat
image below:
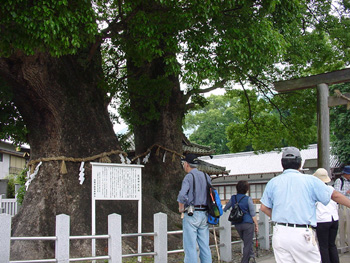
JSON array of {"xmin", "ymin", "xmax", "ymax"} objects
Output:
[
  {"xmin": 314, "ymin": 168, "xmax": 339, "ymax": 263},
  {"xmin": 260, "ymin": 147, "xmax": 350, "ymax": 263}
]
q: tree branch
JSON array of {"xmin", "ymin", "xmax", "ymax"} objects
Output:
[{"xmin": 184, "ymin": 79, "xmax": 227, "ymax": 110}]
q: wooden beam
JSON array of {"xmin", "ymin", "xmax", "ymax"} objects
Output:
[
  {"xmin": 328, "ymin": 93, "xmax": 350, "ymax": 107},
  {"xmin": 274, "ymin": 68, "xmax": 350, "ymax": 92}
]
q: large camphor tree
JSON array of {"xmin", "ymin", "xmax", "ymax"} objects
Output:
[{"xmin": 1, "ymin": 0, "xmax": 350, "ymax": 259}]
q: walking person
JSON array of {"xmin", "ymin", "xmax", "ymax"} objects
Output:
[
  {"xmin": 313, "ymin": 168, "xmax": 339, "ymax": 263},
  {"xmin": 334, "ymin": 165, "xmax": 350, "ymax": 199},
  {"xmin": 260, "ymin": 146, "xmax": 350, "ymax": 263},
  {"xmin": 224, "ymin": 180, "xmax": 258, "ymax": 263},
  {"xmin": 177, "ymin": 153, "xmax": 212, "ymax": 263}
]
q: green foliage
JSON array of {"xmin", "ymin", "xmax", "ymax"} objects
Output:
[
  {"xmin": 225, "ymin": 89, "xmax": 318, "ymax": 153},
  {"xmin": 330, "ymin": 83, "xmax": 350, "ymax": 164},
  {"xmin": 5, "ymin": 168, "xmax": 27, "ymax": 204},
  {"xmin": 0, "ymin": 0, "xmax": 98, "ymax": 57},
  {"xmin": 0, "ymin": 79, "xmax": 27, "ymax": 144},
  {"xmin": 5, "ymin": 174, "xmax": 16, "ymax": 198},
  {"xmin": 184, "ymin": 95, "xmax": 237, "ymax": 154}
]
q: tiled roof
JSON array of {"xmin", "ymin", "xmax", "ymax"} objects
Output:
[{"xmin": 196, "ymin": 159, "xmax": 229, "ymax": 175}]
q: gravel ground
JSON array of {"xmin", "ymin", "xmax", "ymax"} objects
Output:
[{"xmin": 166, "ymin": 242, "xmax": 274, "ymax": 263}]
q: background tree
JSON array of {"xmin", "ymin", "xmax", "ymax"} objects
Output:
[
  {"xmin": 184, "ymin": 95, "xmax": 238, "ymax": 154},
  {"xmin": 225, "ymin": 88, "xmax": 318, "ymax": 153},
  {"xmin": 330, "ymin": 83, "xmax": 350, "ymax": 164}
]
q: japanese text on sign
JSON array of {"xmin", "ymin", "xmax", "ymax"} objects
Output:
[{"xmin": 92, "ymin": 164, "xmax": 141, "ymax": 200}]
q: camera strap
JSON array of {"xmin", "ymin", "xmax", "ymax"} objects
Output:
[{"xmin": 190, "ymin": 172, "xmax": 196, "ymax": 205}]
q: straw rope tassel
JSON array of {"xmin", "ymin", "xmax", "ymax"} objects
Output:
[
  {"xmin": 99, "ymin": 156, "xmax": 111, "ymax": 163},
  {"xmin": 60, "ymin": 160, "xmax": 68, "ymax": 174}
]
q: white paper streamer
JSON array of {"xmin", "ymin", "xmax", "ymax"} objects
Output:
[
  {"xmin": 119, "ymin": 153, "xmax": 126, "ymax": 164},
  {"xmin": 143, "ymin": 152, "xmax": 151, "ymax": 164},
  {"xmin": 79, "ymin": 161, "xmax": 85, "ymax": 185},
  {"xmin": 163, "ymin": 152, "xmax": 166, "ymax": 163},
  {"xmin": 25, "ymin": 161, "xmax": 42, "ymax": 190}
]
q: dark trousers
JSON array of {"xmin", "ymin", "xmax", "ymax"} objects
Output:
[
  {"xmin": 316, "ymin": 220, "xmax": 339, "ymax": 263},
  {"xmin": 235, "ymin": 223, "xmax": 255, "ymax": 263}
]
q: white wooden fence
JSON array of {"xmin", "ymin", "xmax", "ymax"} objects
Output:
[
  {"xmin": 337, "ymin": 205, "xmax": 350, "ymax": 253},
  {"xmin": 0, "ymin": 211, "xmax": 267, "ymax": 263},
  {"xmin": 0, "ymin": 208, "xmax": 349, "ymax": 262},
  {"xmin": 0, "ymin": 195, "xmax": 18, "ymax": 216}
]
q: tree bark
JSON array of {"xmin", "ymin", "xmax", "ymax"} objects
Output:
[
  {"xmin": 127, "ymin": 56, "xmax": 187, "ymax": 212},
  {"xmin": 0, "ymin": 50, "xmax": 123, "ymax": 259}
]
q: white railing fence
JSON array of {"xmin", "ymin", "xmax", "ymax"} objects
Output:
[
  {"xmin": 1, "ymin": 208, "xmax": 349, "ymax": 262},
  {"xmin": 337, "ymin": 205, "xmax": 350, "ymax": 253},
  {"xmin": 0, "ymin": 195, "xmax": 18, "ymax": 216},
  {"xmin": 0, "ymin": 211, "xmax": 270, "ymax": 263}
]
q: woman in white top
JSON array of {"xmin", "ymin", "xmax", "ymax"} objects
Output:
[{"xmin": 314, "ymin": 168, "xmax": 339, "ymax": 263}]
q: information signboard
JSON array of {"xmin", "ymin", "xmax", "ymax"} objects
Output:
[{"xmin": 91, "ymin": 162, "xmax": 143, "ymax": 260}]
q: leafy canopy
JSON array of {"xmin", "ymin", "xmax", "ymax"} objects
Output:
[{"xmin": 1, "ymin": 0, "xmax": 350, "ymax": 146}]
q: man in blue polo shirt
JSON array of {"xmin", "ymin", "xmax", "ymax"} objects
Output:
[{"xmin": 260, "ymin": 147, "xmax": 350, "ymax": 263}]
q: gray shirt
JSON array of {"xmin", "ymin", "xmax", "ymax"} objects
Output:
[{"xmin": 177, "ymin": 168, "xmax": 211, "ymax": 207}]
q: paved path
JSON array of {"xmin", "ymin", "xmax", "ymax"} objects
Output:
[{"xmin": 256, "ymin": 252, "xmax": 350, "ymax": 262}]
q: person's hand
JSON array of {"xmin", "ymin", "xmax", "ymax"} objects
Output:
[
  {"xmin": 255, "ymin": 224, "xmax": 259, "ymax": 233},
  {"xmin": 178, "ymin": 203, "xmax": 185, "ymax": 213}
]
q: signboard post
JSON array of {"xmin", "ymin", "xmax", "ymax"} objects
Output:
[{"xmin": 91, "ymin": 162, "xmax": 143, "ymax": 260}]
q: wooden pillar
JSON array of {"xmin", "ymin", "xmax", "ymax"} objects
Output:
[{"xmin": 317, "ymin": 83, "xmax": 330, "ymax": 175}]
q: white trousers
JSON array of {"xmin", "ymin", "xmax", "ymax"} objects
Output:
[{"xmin": 272, "ymin": 224, "xmax": 321, "ymax": 263}]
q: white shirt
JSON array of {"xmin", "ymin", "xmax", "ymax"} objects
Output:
[{"xmin": 316, "ymin": 185, "xmax": 339, "ymax": 222}]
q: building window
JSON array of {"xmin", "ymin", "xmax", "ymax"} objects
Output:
[{"xmin": 0, "ymin": 153, "xmax": 3, "ymax": 162}]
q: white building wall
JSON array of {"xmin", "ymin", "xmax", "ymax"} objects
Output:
[{"xmin": 0, "ymin": 153, "xmax": 10, "ymax": 180}]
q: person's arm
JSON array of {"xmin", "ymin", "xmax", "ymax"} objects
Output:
[
  {"xmin": 260, "ymin": 203, "xmax": 272, "ymax": 218},
  {"xmin": 331, "ymin": 190, "xmax": 350, "ymax": 207},
  {"xmin": 223, "ymin": 198, "xmax": 232, "ymax": 212}
]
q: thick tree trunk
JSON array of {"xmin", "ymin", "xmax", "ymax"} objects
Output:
[
  {"xmin": 0, "ymin": 50, "xmax": 124, "ymax": 259},
  {"xmin": 127, "ymin": 56, "xmax": 187, "ymax": 213}
]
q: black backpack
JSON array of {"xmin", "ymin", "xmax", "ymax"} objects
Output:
[{"xmin": 228, "ymin": 195, "xmax": 246, "ymax": 223}]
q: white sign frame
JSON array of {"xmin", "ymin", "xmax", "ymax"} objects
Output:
[{"xmin": 91, "ymin": 162, "xmax": 143, "ymax": 260}]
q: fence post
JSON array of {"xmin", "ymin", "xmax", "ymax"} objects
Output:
[
  {"xmin": 154, "ymin": 212, "xmax": 167, "ymax": 263},
  {"xmin": 56, "ymin": 214, "xmax": 70, "ymax": 263},
  {"xmin": 0, "ymin": 214, "xmax": 11, "ymax": 263},
  {"xmin": 346, "ymin": 208, "xmax": 350, "ymax": 252},
  {"xmin": 258, "ymin": 211, "xmax": 270, "ymax": 250},
  {"xmin": 219, "ymin": 210, "xmax": 232, "ymax": 262},
  {"xmin": 108, "ymin": 213, "xmax": 122, "ymax": 263}
]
